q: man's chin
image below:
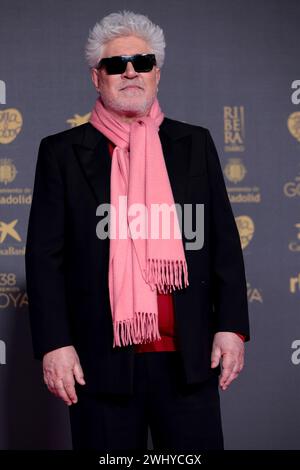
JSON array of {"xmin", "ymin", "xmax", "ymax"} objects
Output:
[
  {"xmin": 116, "ymin": 102, "xmax": 150, "ymax": 117},
  {"xmin": 101, "ymin": 96, "xmax": 155, "ymax": 119}
]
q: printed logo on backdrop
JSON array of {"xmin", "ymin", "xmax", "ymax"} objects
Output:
[
  {"xmin": 0, "ymin": 87, "xmax": 30, "ymax": 206},
  {"xmin": 283, "ymin": 173, "xmax": 300, "ymax": 197},
  {"xmin": 0, "ymin": 158, "xmax": 32, "ymax": 206},
  {"xmin": 291, "ymin": 340, "xmax": 300, "ymax": 365},
  {"xmin": 67, "ymin": 112, "xmax": 91, "ymax": 127},
  {"xmin": 223, "ymin": 106, "xmax": 261, "ymax": 204},
  {"xmin": 0, "ymin": 108, "xmax": 23, "ymax": 144},
  {"xmin": 0, "ymin": 219, "xmax": 25, "ymax": 255},
  {"xmin": 224, "ymin": 158, "xmax": 247, "ymax": 183},
  {"xmin": 0, "ymin": 158, "xmax": 16, "ymax": 184},
  {"xmin": 224, "ymin": 106, "xmax": 245, "ymax": 152},
  {"xmin": 0, "ymin": 339, "xmax": 6, "ymax": 365},
  {"xmin": 289, "ymin": 273, "xmax": 300, "ymax": 294},
  {"xmin": 0, "ymin": 80, "xmax": 6, "ymax": 105},
  {"xmin": 287, "ymin": 113, "xmax": 300, "ymax": 143},
  {"xmin": 247, "ymin": 282, "xmax": 263, "ymax": 303},
  {"xmin": 235, "ymin": 215, "xmax": 255, "ymax": 250},
  {"xmin": 0, "ymin": 272, "xmax": 27, "ymax": 310},
  {"xmin": 288, "ymin": 223, "xmax": 300, "ymax": 252}
]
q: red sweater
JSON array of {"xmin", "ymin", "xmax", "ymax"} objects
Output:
[{"xmin": 107, "ymin": 140, "xmax": 245, "ymax": 352}]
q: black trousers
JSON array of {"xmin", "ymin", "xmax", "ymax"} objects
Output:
[{"xmin": 69, "ymin": 351, "xmax": 224, "ymax": 451}]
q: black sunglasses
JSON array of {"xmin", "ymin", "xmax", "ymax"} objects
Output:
[{"xmin": 96, "ymin": 53, "xmax": 157, "ymax": 75}]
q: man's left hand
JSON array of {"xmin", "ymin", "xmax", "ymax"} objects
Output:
[{"xmin": 211, "ymin": 332, "xmax": 244, "ymax": 391}]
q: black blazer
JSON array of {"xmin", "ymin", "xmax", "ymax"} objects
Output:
[{"xmin": 25, "ymin": 118, "xmax": 250, "ymax": 395}]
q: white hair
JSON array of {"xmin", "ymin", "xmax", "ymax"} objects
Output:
[{"xmin": 85, "ymin": 10, "xmax": 166, "ymax": 69}]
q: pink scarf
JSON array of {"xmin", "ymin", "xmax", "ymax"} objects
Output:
[{"xmin": 89, "ymin": 97, "xmax": 189, "ymax": 347}]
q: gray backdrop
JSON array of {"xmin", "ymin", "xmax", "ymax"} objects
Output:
[{"xmin": 0, "ymin": 0, "xmax": 300, "ymax": 450}]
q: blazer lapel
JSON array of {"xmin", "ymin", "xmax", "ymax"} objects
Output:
[
  {"xmin": 73, "ymin": 123, "xmax": 111, "ymax": 206},
  {"xmin": 159, "ymin": 118, "xmax": 192, "ymax": 211}
]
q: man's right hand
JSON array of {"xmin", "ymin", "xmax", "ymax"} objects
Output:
[{"xmin": 43, "ymin": 345, "xmax": 85, "ymax": 406}]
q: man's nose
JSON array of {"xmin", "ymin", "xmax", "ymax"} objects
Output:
[{"xmin": 123, "ymin": 61, "xmax": 138, "ymax": 77}]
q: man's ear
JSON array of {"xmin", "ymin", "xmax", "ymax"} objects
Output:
[
  {"xmin": 155, "ymin": 67, "xmax": 161, "ymax": 86},
  {"xmin": 91, "ymin": 68, "xmax": 100, "ymax": 92}
]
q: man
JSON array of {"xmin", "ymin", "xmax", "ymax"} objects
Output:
[{"xmin": 25, "ymin": 11, "xmax": 250, "ymax": 451}]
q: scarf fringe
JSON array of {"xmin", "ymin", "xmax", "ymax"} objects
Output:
[
  {"xmin": 146, "ymin": 258, "xmax": 189, "ymax": 294},
  {"xmin": 113, "ymin": 311, "xmax": 161, "ymax": 347}
]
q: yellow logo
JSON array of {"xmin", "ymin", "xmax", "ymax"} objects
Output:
[
  {"xmin": 224, "ymin": 158, "xmax": 247, "ymax": 184},
  {"xmin": 235, "ymin": 215, "xmax": 254, "ymax": 249},
  {"xmin": 67, "ymin": 113, "xmax": 91, "ymax": 127},
  {"xmin": 0, "ymin": 108, "xmax": 23, "ymax": 144},
  {"xmin": 0, "ymin": 220, "xmax": 21, "ymax": 243},
  {"xmin": 287, "ymin": 112, "xmax": 300, "ymax": 142},
  {"xmin": 0, "ymin": 159, "xmax": 17, "ymax": 184}
]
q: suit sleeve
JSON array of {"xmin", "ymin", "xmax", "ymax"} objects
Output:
[
  {"xmin": 25, "ymin": 137, "xmax": 73, "ymax": 360},
  {"xmin": 205, "ymin": 129, "xmax": 250, "ymax": 341}
]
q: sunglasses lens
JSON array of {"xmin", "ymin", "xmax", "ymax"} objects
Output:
[
  {"xmin": 99, "ymin": 54, "xmax": 156, "ymax": 75},
  {"xmin": 132, "ymin": 55, "xmax": 154, "ymax": 72},
  {"xmin": 104, "ymin": 57, "xmax": 126, "ymax": 75}
]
